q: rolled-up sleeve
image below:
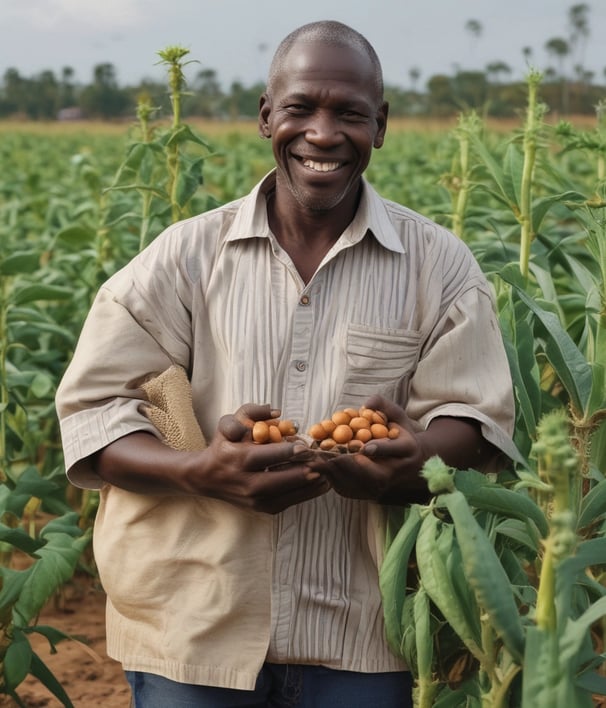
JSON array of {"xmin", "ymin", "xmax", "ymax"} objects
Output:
[
  {"xmin": 407, "ymin": 284, "xmax": 521, "ymax": 464},
  {"xmin": 56, "ymin": 231, "xmax": 194, "ymax": 488}
]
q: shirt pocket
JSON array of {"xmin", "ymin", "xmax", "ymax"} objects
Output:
[{"xmin": 340, "ymin": 323, "xmax": 421, "ymax": 404}]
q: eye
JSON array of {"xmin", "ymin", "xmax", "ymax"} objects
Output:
[{"xmin": 285, "ymin": 103, "xmax": 310, "ymax": 114}]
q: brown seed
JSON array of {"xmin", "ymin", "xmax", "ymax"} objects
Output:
[
  {"xmin": 349, "ymin": 416, "xmax": 371, "ymax": 432},
  {"xmin": 343, "ymin": 407, "xmax": 360, "ymax": 419},
  {"xmin": 359, "ymin": 407, "xmax": 375, "ymax": 422},
  {"xmin": 370, "ymin": 423, "xmax": 389, "ymax": 439},
  {"xmin": 268, "ymin": 425, "xmax": 283, "ymax": 443},
  {"xmin": 355, "ymin": 428, "xmax": 373, "ymax": 443},
  {"xmin": 252, "ymin": 421, "xmax": 270, "ymax": 444},
  {"xmin": 331, "ymin": 410, "xmax": 351, "ymax": 426},
  {"xmin": 320, "ymin": 419, "xmax": 337, "ymax": 434},
  {"xmin": 309, "ymin": 423, "xmax": 328, "ymax": 441},
  {"xmin": 347, "ymin": 439, "xmax": 365, "ymax": 453},
  {"xmin": 332, "ymin": 424, "xmax": 354, "ymax": 444},
  {"xmin": 372, "ymin": 410, "xmax": 388, "ymax": 425},
  {"xmin": 278, "ymin": 419, "xmax": 297, "ymax": 436},
  {"xmin": 388, "ymin": 426, "xmax": 400, "ymax": 439},
  {"xmin": 319, "ymin": 438, "xmax": 337, "ymax": 450}
]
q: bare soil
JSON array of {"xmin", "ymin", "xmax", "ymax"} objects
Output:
[{"xmin": 14, "ymin": 574, "xmax": 131, "ymax": 708}]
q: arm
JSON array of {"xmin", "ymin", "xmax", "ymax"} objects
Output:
[{"xmin": 92, "ymin": 403, "xmax": 330, "ymax": 514}]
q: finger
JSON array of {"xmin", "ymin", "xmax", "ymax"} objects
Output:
[
  {"xmin": 245, "ymin": 441, "xmax": 314, "ymax": 471},
  {"xmin": 218, "ymin": 404, "xmax": 282, "ymax": 442}
]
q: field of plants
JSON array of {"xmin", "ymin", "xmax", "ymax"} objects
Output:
[{"xmin": 1, "ymin": 60, "xmax": 606, "ymax": 707}]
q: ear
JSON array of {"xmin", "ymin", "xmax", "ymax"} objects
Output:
[
  {"xmin": 258, "ymin": 93, "xmax": 272, "ymax": 138},
  {"xmin": 373, "ymin": 101, "xmax": 389, "ymax": 149}
]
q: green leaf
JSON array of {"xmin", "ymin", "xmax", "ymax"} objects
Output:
[
  {"xmin": 0, "ymin": 251, "xmax": 41, "ymax": 275},
  {"xmin": 443, "ymin": 490, "xmax": 525, "ymax": 662},
  {"xmin": 28, "ymin": 651, "xmax": 75, "ymax": 708},
  {"xmin": 379, "ymin": 505, "xmax": 424, "ymax": 655},
  {"xmin": 578, "ymin": 479, "xmax": 606, "ymax": 530},
  {"xmin": 531, "ymin": 191, "xmax": 587, "ymax": 233},
  {"xmin": 3, "ymin": 629, "xmax": 32, "ymax": 691},
  {"xmin": 454, "ymin": 469, "xmax": 548, "ymax": 537},
  {"xmin": 469, "ymin": 133, "xmax": 516, "ymax": 207},
  {"xmin": 11, "ymin": 284, "xmax": 73, "ymax": 306},
  {"xmin": 165, "ymin": 124, "xmax": 211, "ymax": 150},
  {"xmin": 0, "ymin": 567, "xmax": 31, "ymax": 613},
  {"xmin": 0, "ymin": 525, "xmax": 44, "ymax": 555},
  {"xmin": 500, "ymin": 264, "xmax": 593, "ymax": 414},
  {"xmin": 13, "ymin": 528, "xmax": 91, "ymax": 624},
  {"xmin": 56, "ymin": 224, "xmax": 97, "ymax": 247}
]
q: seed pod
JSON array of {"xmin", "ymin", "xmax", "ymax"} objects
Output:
[
  {"xmin": 343, "ymin": 407, "xmax": 360, "ymax": 419},
  {"xmin": 388, "ymin": 425, "xmax": 400, "ymax": 440},
  {"xmin": 319, "ymin": 438, "xmax": 337, "ymax": 451}
]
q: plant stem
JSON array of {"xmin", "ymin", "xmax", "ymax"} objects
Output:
[
  {"xmin": 0, "ymin": 276, "xmax": 8, "ymax": 483},
  {"xmin": 519, "ymin": 71, "xmax": 544, "ymax": 280}
]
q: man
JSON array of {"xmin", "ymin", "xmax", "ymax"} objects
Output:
[{"xmin": 56, "ymin": 20, "xmax": 516, "ymax": 707}]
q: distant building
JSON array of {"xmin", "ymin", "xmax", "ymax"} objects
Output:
[{"xmin": 57, "ymin": 106, "xmax": 84, "ymax": 121}]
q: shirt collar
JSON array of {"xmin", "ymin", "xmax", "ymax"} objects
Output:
[{"xmin": 225, "ymin": 170, "xmax": 405, "ymax": 255}]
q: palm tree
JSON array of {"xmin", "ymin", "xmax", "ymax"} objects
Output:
[
  {"xmin": 545, "ymin": 37, "xmax": 570, "ymax": 113},
  {"xmin": 465, "ymin": 19, "xmax": 483, "ymax": 66}
]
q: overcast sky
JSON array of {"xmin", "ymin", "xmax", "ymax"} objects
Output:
[{"xmin": 2, "ymin": 0, "xmax": 605, "ymax": 89}]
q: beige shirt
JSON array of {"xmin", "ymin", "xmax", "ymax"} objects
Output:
[{"xmin": 56, "ymin": 172, "xmax": 517, "ymax": 690}]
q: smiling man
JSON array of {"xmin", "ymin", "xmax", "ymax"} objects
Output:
[{"xmin": 56, "ymin": 20, "xmax": 517, "ymax": 708}]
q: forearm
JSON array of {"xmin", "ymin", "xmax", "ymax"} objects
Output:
[
  {"xmin": 91, "ymin": 432, "xmax": 199, "ymax": 495},
  {"xmin": 417, "ymin": 416, "xmax": 498, "ymax": 472}
]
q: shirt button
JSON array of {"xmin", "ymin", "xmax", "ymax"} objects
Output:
[
  {"xmin": 299, "ymin": 295, "xmax": 310, "ymax": 306},
  {"xmin": 294, "ymin": 360, "xmax": 307, "ymax": 372}
]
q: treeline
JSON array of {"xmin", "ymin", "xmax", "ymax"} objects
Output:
[
  {"xmin": 0, "ymin": 61, "xmax": 604, "ymax": 123},
  {"xmin": 1, "ymin": 3, "xmax": 605, "ymax": 122}
]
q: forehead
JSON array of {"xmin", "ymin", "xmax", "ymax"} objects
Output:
[{"xmin": 272, "ymin": 39, "xmax": 378, "ymax": 100}]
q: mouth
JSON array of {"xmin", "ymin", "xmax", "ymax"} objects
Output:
[{"xmin": 301, "ymin": 158, "xmax": 342, "ymax": 172}]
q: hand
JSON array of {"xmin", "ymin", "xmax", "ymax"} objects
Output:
[
  {"xmin": 93, "ymin": 402, "xmax": 330, "ymax": 514},
  {"xmin": 307, "ymin": 395, "xmax": 430, "ymax": 505},
  {"xmin": 307, "ymin": 394, "xmax": 499, "ymax": 505},
  {"xmin": 183, "ymin": 402, "xmax": 330, "ymax": 513}
]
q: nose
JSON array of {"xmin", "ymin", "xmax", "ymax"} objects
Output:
[{"xmin": 305, "ymin": 111, "xmax": 344, "ymax": 147}]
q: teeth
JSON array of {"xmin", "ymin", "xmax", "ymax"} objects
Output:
[{"xmin": 303, "ymin": 160, "xmax": 340, "ymax": 172}]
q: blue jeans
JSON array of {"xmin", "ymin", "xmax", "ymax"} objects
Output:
[{"xmin": 126, "ymin": 664, "xmax": 413, "ymax": 707}]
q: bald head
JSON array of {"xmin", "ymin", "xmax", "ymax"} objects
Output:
[{"xmin": 267, "ymin": 21, "xmax": 384, "ymax": 104}]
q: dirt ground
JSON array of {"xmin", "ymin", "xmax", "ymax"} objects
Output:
[{"xmin": 15, "ymin": 574, "xmax": 131, "ymax": 708}]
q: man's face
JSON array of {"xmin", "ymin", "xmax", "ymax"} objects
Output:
[{"xmin": 259, "ymin": 40, "xmax": 388, "ymax": 214}]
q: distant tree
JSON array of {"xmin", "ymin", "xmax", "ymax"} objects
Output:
[
  {"xmin": 189, "ymin": 68, "xmax": 224, "ymax": 117},
  {"xmin": 465, "ymin": 19, "xmax": 483, "ymax": 64},
  {"xmin": 426, "ymin": 74, "xmax": 457, "ymax": 116},
  {"xmin": 1, "ymin": 68, "xmax": 25, "ymax": 115},
  {"xmin": 60, "ymin": 66, "xmax": 76, "ymax": 108},
  {"xmin": 485, "ymin": 61, "xmax": 512, "ymax": 84},
  {"xmin": 408, "ymin": 66, "xmax": 421, "ymax": 92},
  {"xmin": 522, "ymin": 46, "xmax": 533, "ymax": 66},
  {"xmin": 79, "ymin": 63, "xmax": 130, "ymax": 119},
  {"xmin": 451, "ymin": 70, "xmax": 489, "ymax": 111},
  {"xmin": 545, "ymin": 37, "xmax": 570, "ymax": 78},
  {"xmin": 34, "ymin": 70, "xmax": 60, "ymax": 119},
  {"xmin": 545, "ymin": 36, "xmax": 570, "ymax": 113},
  {"xmin": 567, "ymin": 3, "xmax": 590, "ymax": 68}
]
